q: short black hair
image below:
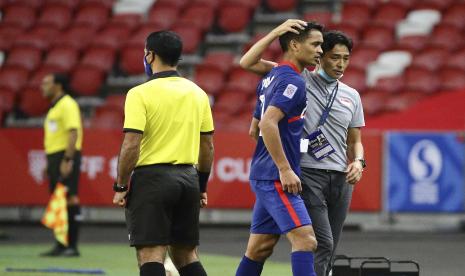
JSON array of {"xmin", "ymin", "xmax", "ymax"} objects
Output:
[
  {"xmin": 145, "ymin": 31, "xmax": 183, "ymax": 66},
  {"xmin": 278, "ymin": 21, "xmax": 324, "ymax": 52},
  {"xmin": 322, "ymin": 30, "xmax": 353, "ymax": 54},
  {"xmin": 52, "ymin": 73, "xmax": 69, "ymax": 92}
]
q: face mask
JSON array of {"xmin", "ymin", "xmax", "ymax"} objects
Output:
[
  {"xmin": 144, "ymin": 53, "xmax": 153, "ymax": 77},
  {"xmin": 317, "ymin": 68, "xmax": 340, "ymax": 82}
]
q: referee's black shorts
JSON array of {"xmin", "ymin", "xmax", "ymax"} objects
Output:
[
  {"xmin": 125, "ymin": 164, "xmax": 200, "ymax": 247},
  {"xmin": 46, "ymin": 151, "xmax": 81, "ymax": 197}
]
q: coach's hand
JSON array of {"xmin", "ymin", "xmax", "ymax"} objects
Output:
[
  {"xmin": 200, "ymin": 192, "xmax": 208, "ymax": 208},
  {"xmin": 113, "ymin": 191, "xmax": 128, "ymax": 207},
  {"xmin": 271, "ymin": 19, "xmax": 307, "ymax": 37},
  {"xmin": 279, "ymin": 168, "xmax": 302, "ymax": 194},
  {"xmin": 346, "ymin": 161, "xmax": 363, "ymax": 185}
]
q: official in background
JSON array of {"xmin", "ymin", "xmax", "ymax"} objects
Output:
[
  {"xmin": 40, "ymin": 73, "xmax": 83, "ymax": 257},
  {"xmin": 112, "ymin": 31, "xmax": 214, "ymax": 276}
]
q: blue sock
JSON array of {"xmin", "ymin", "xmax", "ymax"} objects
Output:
[
  {"xmin": 291, "ymin": 251, "xmax": 316, "ymax": 276},
  {"xmin": 236, "ymin": 255, "xmax": 264, "ymax": 276}
]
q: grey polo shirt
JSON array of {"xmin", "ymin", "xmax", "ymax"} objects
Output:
[{"xmin": 300, "ymin": 69, "xmax": 365, "ymax": 172}]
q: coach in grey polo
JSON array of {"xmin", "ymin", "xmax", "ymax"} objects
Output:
[{"xmin": 300, "ymin": 31, "xmax": 365, "ymax": 276}]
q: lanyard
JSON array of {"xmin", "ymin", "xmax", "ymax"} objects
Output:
[{"xmin": 318, "ymin": 82, "xmax": 339, "ymax": 127}]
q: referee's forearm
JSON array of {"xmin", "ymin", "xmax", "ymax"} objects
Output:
[
  {"xmin": 116, "ymin": 141, "xmax": 140, "ymax": 186},
  {"xmin": 198, "ymin": 135, "xmax": 214, "ymax": 172},
  {"xmin": 64, "ymin": 130, "xmax": 78, "ymax": 158}
]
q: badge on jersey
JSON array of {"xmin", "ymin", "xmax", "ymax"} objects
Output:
[
  {"xmin": 306, "ymin": 128, "xmax": 335, "ymax": 160},
  {"xmin": 48, "ymin": 120, "xmax": 58, "ymax": 132}
]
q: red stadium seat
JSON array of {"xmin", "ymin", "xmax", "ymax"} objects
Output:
[
  {"xmin": 120, "ymin": 45, "xmax": 144, "ymax": 75},
  {"xmin": 5, "ymin": 47, "xmax": 42, "ymax": 71},
  {"xmin": 74, "ymin": 5, "xmax": 110, "ymax": 30},
  {"xmin": 43, "ymin": 47, "xmax": 79, "ymax": 73},
  {"xmin": 218, "ymin": 3, "xmax": 252, "ymax": 33},
  {"xmin": 395, "ymin": 35, "xmax": 428, "ymax": 52},
  {"xmin": 151, "ymin": 0, "xmax": 188, "ymax": 9},
  {"xmin": 411, "ymin": 48, "xmax": 448, "ymax": 71},
  {"xmin": 91, "ymin": 26, "xmax": 132, "ymax": 50},
  {"xmin": 414, "ymin": 0, "xmax": 455, "ymax": 11},
  {"xmin": 347, "ymin": 0, "xmax": 384, "ymax": 9},
  {"xmin": 13, "ymin": 32, "xmax": 52, "ymax": 51},
  {"xmin": 372, "ymin": 3, "xmax": 407, "ymax": 28},
  {"xmin": 36, "ymin": 4, "xmax": 72, "ymax": 30},
  {"xmin": 361, "ymin": 25, "xmax": 394, "ymax": 50},
  {"xmin": 80, "ymin": 0, "xmax": 115, "ymax": 9},
  {"xmin": 29, "ymin": 26, "xmax": 61, "ymax": 40},
  {"xmin": 244, "ymin": 33, "xmax": 282, "ymax": 60},
  {"xmin": 327, "ymin": 23, "xmax": 361, "ymax": 46},
  {"xmin": 193, "ymin": 0, "xmax": 220, "ymax": 10},
  {"xmin": 109, "ymin": 14, "xmax": 142, "ymax": 30},
  {"xmin": 444, "ymin": 49, "xmax": 465, "ymax": 71},
  {"xmin": 220, "ymin": 0, "xmax": 261, "ymax": 9},
  {"xmin": 0, "ymin": 26, "xmax": 23, "ymax": 51},
  {"xmin": 0, "ymin": 67, "xmax": 29, "ymax": 92},
  {"xmin": 384, "ymin": 91, "xmax": 424, "ymax": 113},
  {"xmin": 195, "ymin": 67, "xmax": 226, "ymax": 96},
  {"xmin": 227, "ymin": 67, "xmax": 261, "ymax": 94},
  {"xmin": 147, "ymin": 4, "xmax": 179, "ymax": 29},
  {"xmin": 428, "ymin": 24, "xmax": 464, "ymax": 51},
  {"xmin": 104, "ymin": 94, "xmax": 126, "ymax": 111},
  {"xmin": 340, "ymin": 3, "xmax": 371, "ymax": 30},
  {"xmin": 44, "ymin": 0, "xmax": 81, "ymax": 10},
  {"xmin": 0, "ymin": 88, "xmax": 17, "ymax": 113},
  {"xmin": 178, "ymin": 3, "xmax": 215, "ymax": 32},
  {"xmin": 171, "ymin": 25, "xmax": 202, "ymax": 54},
  {"xmin": 341, "ymin": 68, "xmax": 366, "ymax": 93},
  {"xmin": 81, "ymin": 48, "xmax": 116, "ymax": 72},
  {"xmin": 53, "ymin": 26, "xmax": 97, "ymax": 51},
  {"xmin": 361, "ymin": 91, "xmax": 388, "ymax": 116},
  {"xmin": 442, "ymin": 3, "xmax": 465, "ymax": 29},
  {"xmin": 18, "ymin": 87, "xmax": 50, "ymax": 117},
  {"xmin": 439, "ymin": 67, "xmax": 465, "ymax": 92},
  {"xmin": 349, "ymin": 46, "xmax": 380, "ymax": 70},
  {"xmin": 201, "ymin": 51, "xmax": 235, "ymax": 74},
  {"xmin": 214, "ymin": 91, "xmax": 249, "ymax": 115},
  {"xmin": 5, "ymin": 0, "xmax": 43, "ymax": 9},
  {"xmin": 28, "ymin": 66, "xmax": 64, "ymax": 89},
  {"xmin": 70, "ymin": 66, "xmax": 106, "ymax": 96},
  {"xmin": 383, "ymin": 0, "xmax": 418, "ymax": 9},
  {"xmin": 371, "ymin": 75, "xmax": 405, "ymax": 94},
  {"xmin": 1, "ymin": 4, "xmax": 36, "ymax": 29},
  {"xmin": 125, "ymin": 23, "xmax": 166, "ymax": 47},
  {"xmin": 265, "ymin": 0, "xmax": 297, "ymax": 12},
  {"xmin": 404, "ymin": 66, "xmax": 440, "ymax": 94},
  {"xmin": 89, "ymin": 106, "xmax": 124, "ymax": 129},
  {"xmin": 303, "ymin": 11, "xmax": 333, "ymax": 26}
]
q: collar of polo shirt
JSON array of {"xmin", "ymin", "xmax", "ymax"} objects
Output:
[{"xmin": 148, "ymin": 70, "xmax": 180, "ymax": 81}]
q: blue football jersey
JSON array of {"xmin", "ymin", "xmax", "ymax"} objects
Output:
[{"xmin": 249, "ymin": 64, "xmax": 307, "ymax": 181}]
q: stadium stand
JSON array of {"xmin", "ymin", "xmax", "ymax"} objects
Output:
[{"xmin": 0, "ymin": 0, "xmax": 464, "ymax": 127}]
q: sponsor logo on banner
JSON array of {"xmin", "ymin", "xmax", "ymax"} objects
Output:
[
  {"xmin": 387, "ymin": 133, "xmax": 465, "ymax": 212},
  {"xmin": 408, "ymin": 140, "xmax": 442, "ymax": 205}
]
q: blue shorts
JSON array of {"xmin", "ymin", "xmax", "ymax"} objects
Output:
[{"xmin": 250, "ymin": 180, "xmax": 311, "ymax": 234}]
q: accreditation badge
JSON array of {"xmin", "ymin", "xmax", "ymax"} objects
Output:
[
  {"xmin": 307, "ymin": 128, "xmax": 335, "ymax": 160},
  {"xmin": 48, "ymin": 120, "xmax": 58, "ymax": 132}
]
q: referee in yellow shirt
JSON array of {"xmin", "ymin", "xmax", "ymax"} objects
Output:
[
  {"xmin": 112, "ymin": 31, "xmax": 214, "ymax": 276},
  {"xmin": 40, "ymin": 73, "xmax": 82, "ymax": 257}
]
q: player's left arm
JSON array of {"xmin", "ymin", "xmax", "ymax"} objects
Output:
[
  {"xmin": 249, "ymin": 117, "xmax": 260, "ymax": 141},
  {"xmin": 346, "ymin": 127, "xmax": 364, "ymax": 184},
  {"xmin": 60, "ymin": 102, "xmax": 81, "ymax": 178}
]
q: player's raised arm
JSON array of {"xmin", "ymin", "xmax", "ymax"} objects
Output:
[{"xmin": 239, "ymin": 19, "xmax": 307, "ymax": 75}]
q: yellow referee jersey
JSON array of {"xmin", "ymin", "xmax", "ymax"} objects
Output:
[
  {"xmin": 44, "ymin": 94, "xmax": 83, "ymax": 154},
  {"xmin": 123, "ymin": 71, "xmax": 214, "ymax": 167}
]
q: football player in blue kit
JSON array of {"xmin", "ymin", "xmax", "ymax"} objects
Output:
[{"xmin": 236, "ymin": 21, "xmax": 324, "ymax": 276}]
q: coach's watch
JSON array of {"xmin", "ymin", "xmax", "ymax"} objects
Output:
[
  {"xmin": 113, "ymin": 182, "xmax": 128, "ymax": 192},
  {"xmin": 354, "ymin": 158, "xmax": 367, "ymax": 169}
]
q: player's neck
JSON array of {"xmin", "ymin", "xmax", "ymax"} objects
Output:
[
  {"xmin": 281, "ymin": 54, "xmax": 303, "ymax": 73},
  {"xmin": 152, "ymin": 63, "xmax": 177, "ymax": 74},
  {"xmin": 50, "ymin": 91, "xmax": 65, "ymax": 103}
]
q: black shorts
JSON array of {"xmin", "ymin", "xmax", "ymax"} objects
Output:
[
  {"xmin": 125, "ymin": 164, "xmax": 200, "ymax": 247},
  {"xmin": 46, "ymin": 151, "xmax": 81, "ymax": 197}
]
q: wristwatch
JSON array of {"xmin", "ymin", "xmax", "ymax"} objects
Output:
[
  {"xmin": 113, "ymin": 182, "xmax": 128, "ymax": 192},
  {"xmin": 354, "ymin": 158, "xmax": 367, "ymax": 168}
]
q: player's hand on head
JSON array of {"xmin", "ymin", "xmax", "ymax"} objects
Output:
[
  {"xmin": 346, "ymin": 161, "xmax": 363, "ymax": 185},
  {"xmin": 279, "ymin": 168, "xmax": 302, "ymax": 195},
  {"xmin": 272, "ymin": 19, "xmax": 307, "ymax": 37}
]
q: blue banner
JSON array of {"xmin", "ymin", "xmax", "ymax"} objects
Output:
[{"xmin": 386, "ymin": 132, "xmax": 465, "ymax": 212}]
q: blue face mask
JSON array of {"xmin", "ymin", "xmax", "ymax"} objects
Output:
[
  {"xmin": 317, "ymin": 68, "xmax": 338, "ymax": 82},
  {"xmin": 144, "ymin": 53, "xmax": 153, "ymax": 77}
]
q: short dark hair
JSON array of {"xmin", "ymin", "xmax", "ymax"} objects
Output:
[
  {"xmin": 278, "ymin": 21, "xmax": 324, "ymax": 52},
  {"xmin": 52, "ymin": 73, "xmax": 69, "ymax": 92},
  {"xmin": 145, "ymin": 31, "xmax": 183, "ymax": 66},
  {"xmin": 322, "ymin": 30, "xmax": 353, "ymax": 54}
]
